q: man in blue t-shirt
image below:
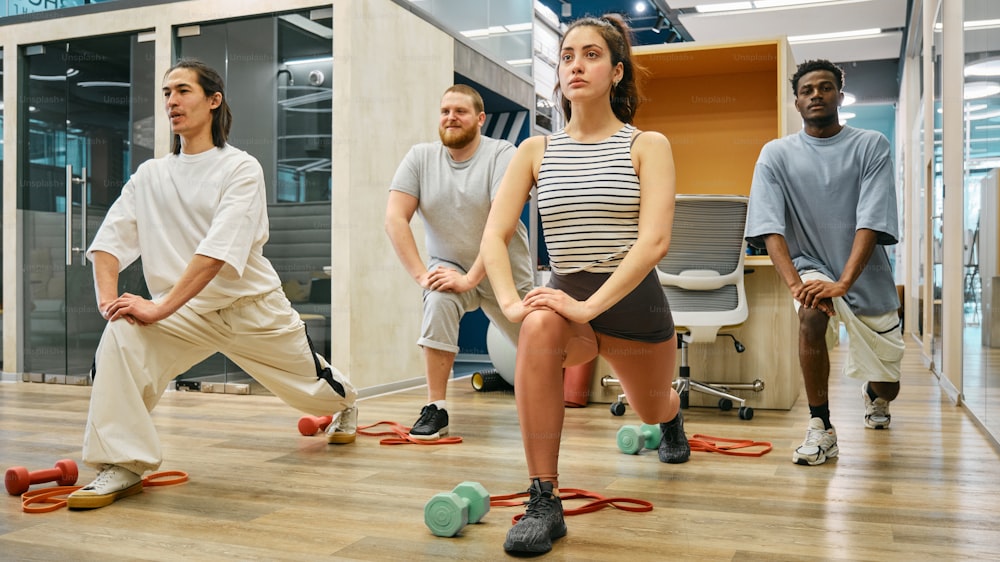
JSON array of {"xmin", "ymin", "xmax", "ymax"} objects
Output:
[{"xmin": 745, "ymin": 59, "xmax": 904, "ymax": 466}]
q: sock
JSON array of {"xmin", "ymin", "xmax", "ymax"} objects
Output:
[
  {"xmin": 809, "ymin": 403, "xmax": 832, "ymax": 430},
  {"xmin": 429, "ymin": 400, "xmax": 447, "ymax": 411},
  {"xmin": 866, "ymin": 383, "xmax": 880, "ymax": 402}
]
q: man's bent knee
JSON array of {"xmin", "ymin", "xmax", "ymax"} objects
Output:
[{"xmin": 798, "ymin": 307, "xmax": 829, "ymax": 344}]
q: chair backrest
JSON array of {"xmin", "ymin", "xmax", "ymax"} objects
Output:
[{"xmin": 657, "ymin": 195, "xmax": 749, "ymax": 339}]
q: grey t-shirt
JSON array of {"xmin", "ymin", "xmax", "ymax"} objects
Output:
[
  {"xmin": 389, "ymin": 135, "xmax": 533, "ymax": 288},
  {"xmin": 745, "ymin": 126, "xmax": 899, "ymax": 316}
]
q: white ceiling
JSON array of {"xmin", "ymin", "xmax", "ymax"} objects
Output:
[{"xmin": 668, "ymin": 0, "xmax": 910, "ymax": 64}]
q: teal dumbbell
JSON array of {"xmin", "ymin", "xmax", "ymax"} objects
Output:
[
  {"xmin": 616, "ymin": 423, "xmax": 662, "ymax": 455},
  {"xmin": 424, "ymin": 481, "xmax": 491, "ymax": 537}
]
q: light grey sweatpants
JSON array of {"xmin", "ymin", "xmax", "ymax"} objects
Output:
[
  {"xmin": 82, "ymin": 289, "xmax": 356, "ymax": 475},
  {"xmin": 419, "ymin": 258, "xmax": 532, "ymax": 354}
]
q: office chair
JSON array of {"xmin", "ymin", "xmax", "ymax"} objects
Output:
[{"xmin": 603, "ymin": 194, "xmax": 762, "ymax": 420}]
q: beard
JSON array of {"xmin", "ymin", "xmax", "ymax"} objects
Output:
[{"xmin": 439, "ymin": 123, "xmax": 479, "ymax": 149}]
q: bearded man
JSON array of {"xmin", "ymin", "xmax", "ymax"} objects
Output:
[{"xmin": 385, "ymin": 84, "xmax": 533, "ymax": 440}]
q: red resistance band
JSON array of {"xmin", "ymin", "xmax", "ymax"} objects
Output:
[
  {"xmin": 357, "ymin": 421, "xmax": 463, "ymax": 445},
  {"xmin": 490, "ymin": 488, "xmax": 653, "ymax": 525},
  {"xmin": 19, "ymin": 470, "xmax": 189, "ymax": 514},
  {"xmin": 689, "ymin": 434, "xmax": 772, "ymax": 457}
]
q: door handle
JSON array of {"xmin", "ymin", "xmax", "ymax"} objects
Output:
[{"xmin": 65, "ymin": 165, "xmax": 88, "ymax": 266}]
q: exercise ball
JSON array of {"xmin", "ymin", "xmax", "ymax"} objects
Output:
[{"xmin": 486, "ymin": 323, "xmax": 517, "ymax": 388}]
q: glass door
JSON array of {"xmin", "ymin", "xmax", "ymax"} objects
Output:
[{"xmin": 19, "ymin": 33, "xmax": 152, "ymax": 382}]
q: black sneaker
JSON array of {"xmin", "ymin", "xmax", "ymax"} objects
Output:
[
  {"xmin": 503, "ymin": 479, "xmax": 567, "ymax": 554},
  {"xmin": 409, "ymin": 404, "xmax": 449, "ymax": 440},
  {"xmin": 658, "ymin": 410, "xmax": 691, "ymax": 464}
]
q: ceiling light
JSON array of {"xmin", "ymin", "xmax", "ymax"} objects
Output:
[
  {"xmin": 635, "ymin": 2, "xmax": 647, "ymax": 13},
  {"xmin": 753, "ymin": 0, "xmax": 834, "ymax": 7},
  {"xmin": 964, "ymin": 18, "xmax": 1000, "ymax": 30},
  {"xmin": 562, "ymin": 1, "xmax": 571, "ymax": 17},
  {"xmin": 841, "ymin": 92, "xmax": 856, "ymax": 106},
  {"xmin": 695, "ymin": 2, "xmax": 752, "ymax": 13},
  {"xmin": 788, "ymin": 28, "xmax": 882, "ymax": 43},
  {"xmin": 284, "ymin": 56, "xmax": 333, "ymax": 65},
  {"xmin": 935, "ymin": 19, "xmax": 1000, "ymax": 32},
  {"xmin": 77, "ymin": 81, "xmax": 131, "ymax": 88},
  {"xmin": 968, "ymin": 109, "xmax": 1000, "ymax": 121},
  {"xmin": 965, "ymin": 56, "xmax": 1000, "ymax": 77},
  {"xmin": 840, "ymin": 112, "xmax": 856, "ymax": 119},
  {"xmin": 965, "ymin": 81, "xmax": 1000, "ymax": 100},
  {"xmin": 652, "ymin": 14, "xmax": 666, "ymax": 33}
]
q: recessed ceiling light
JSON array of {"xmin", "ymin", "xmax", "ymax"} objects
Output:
[
  {"xmin": 695, "ymin": 2, "xmax": 752, "ymax": 13},
  {"xmin": 965, "ymin": 81, "xmax": 1000, "ymax": 100},
  {"xmin": 965, "ymin": 56, "xmax": 1000, "ymax": 77},
  {"xmin": 753, "ymin": 0, "xmax": 834, "ymax": 7},
  {"xmin": 788, "ymin": 28, "xmax": 882, "ymax": 44}
]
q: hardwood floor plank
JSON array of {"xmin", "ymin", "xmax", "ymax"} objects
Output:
[{"xmin": 3, "ymin": 341, "xmax": 1000, "ymax": 560}]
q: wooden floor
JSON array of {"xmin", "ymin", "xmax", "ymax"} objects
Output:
[{"xmin": 2, "ymin": 341, "xmax": 1000, "ymax": 561}]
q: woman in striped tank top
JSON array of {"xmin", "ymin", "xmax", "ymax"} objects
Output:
[{"xmin": 481, "ymin": 13, "xmax": 688, "ymax": 555}]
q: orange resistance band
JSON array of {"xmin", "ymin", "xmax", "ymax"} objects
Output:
[
  {"xmin": 357, "ymin": 421, "xmax": 463, "ymax": 445},
  {"xmin": 490, "ymin": 488, "xmax": 653, "ymax": 525},
  {"xmin": 20, "ymin": 470, "xmax": 189, "ymax": 514},
  {"xmin": 689, "ymin": 434, "xmax": 772, "ymax": 457}
]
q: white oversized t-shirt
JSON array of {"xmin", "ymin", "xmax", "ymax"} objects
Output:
[{"xmin": 87, "ymin": 144, "xmax": 282, "ymax": 314}]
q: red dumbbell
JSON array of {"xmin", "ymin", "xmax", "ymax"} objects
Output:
[
  {"xmin": 5, "ymin": 459, "xmax": 79, "ymax": 495},
  {"xmin": 298, "ymin": 415, "xmax": 333, "ymax": 436}
]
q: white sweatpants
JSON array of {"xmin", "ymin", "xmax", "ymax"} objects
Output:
[
  {"xmin": 797, "ymin": 271, "xmax": 905, "ymax": 383},
  {"xmin": 81, "ymin": 289, "xmax": 356, "ymax": 475}
]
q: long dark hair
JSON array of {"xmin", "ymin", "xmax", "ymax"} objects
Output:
[
  {"xmin": 165, "ymin": 58, "xmax": 233, "ymax": 154},
  {"xmin": 556, "ymin": 14, "xmax": 646, "ymax": 124}
]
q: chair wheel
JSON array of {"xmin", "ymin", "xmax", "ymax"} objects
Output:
[
  {"xmin": 738, "ymin": 406, "xmax": 754, "ymax": 420},
  {"xmin": 718, "ymin": 398, "xmax": 733, "ymax": 411},
  {"xmin": 610, "ymin": 402, "xmax": 626, "ymax": 416}
]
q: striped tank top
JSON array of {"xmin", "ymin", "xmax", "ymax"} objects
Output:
[{"xmin": 537, "ymin": 124, "xmax": 640, "ymax": 274}]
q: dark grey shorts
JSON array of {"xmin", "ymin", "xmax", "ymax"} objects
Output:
[{"xmin": 548, "ymin": 269, "xmax": 674, "ymax": 343}]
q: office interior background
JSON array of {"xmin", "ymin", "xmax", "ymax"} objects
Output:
[{"xmin": 0, "ymin": 0, "xmax": 998, "ymax": 450}]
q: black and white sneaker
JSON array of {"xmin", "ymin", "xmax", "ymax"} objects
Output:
[{"xmin": 408, "ymin": 404, "xmax": 449, "ymax": 440}]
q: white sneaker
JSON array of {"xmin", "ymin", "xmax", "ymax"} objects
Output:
[
  {"xmin": 67, "ymin": 465, "xmax": 143, "ymax": 509},
  {"xmin": 792, "ymin": 417, "xmax": 839, "ymax": 466},
  {"xmin": 863, "ymin": 382, "xmax": 891, "ymax": 429},
  {"xmin": 326, "ymin": 405, "xmax": 357, "ymax": 444}
]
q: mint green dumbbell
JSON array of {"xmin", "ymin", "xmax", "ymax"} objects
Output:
[
  {"xmin": 616, "ymin": 423, "xmax": 662, "ymax": 455},
  {"xmin": 424, "ymin": 481, "xmax": 491, "ymax": 537}
]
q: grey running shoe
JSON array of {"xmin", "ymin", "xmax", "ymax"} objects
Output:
[
  {"xmin": 326, "ymin": 405, "xmax": 357, "ymax": 444},
  {"xmin": 658, "ymin": 410, "xmax": 691, "ymax": 464},
  {"xmin": 793, "ymin": 417, "xmax": 839, "ymax": 466},
  {"xmin": 863, "ymin": 382, "xmax": 891, "ymax": 429},
  {"xmin": 409, "ymin": 404, "xmax": 449, "ymax": 441},
  {"xmin": 503, "ymin": 479, "xmax": 567, "ymax": 554},
  {"xmin": 67, "ymin": 465, "xmax": 143, "ymax": 509}
]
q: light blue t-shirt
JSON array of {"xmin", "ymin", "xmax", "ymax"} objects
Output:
[{"xmin": 745, "ymin": 126, "xmax": 899, "ymax": 316}]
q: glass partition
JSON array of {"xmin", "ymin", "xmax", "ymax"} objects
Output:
[
  {"xmin": 962, "ymin": 0, "xmax": 1000, "ymax": 439},
  {"xmin": 406, "ymin": 0, "xmax": 534, "ymax": 78},
  {"xmin": 930, "ymin": 3, "xmax": 944, "ymax": 373},
  {"xmin": 18, "ymin": 33, "xmax": 153, "ymax": 382},
  {"xmin": 175, "ymin": 9, "xmax": 333, "ymax": 393}
]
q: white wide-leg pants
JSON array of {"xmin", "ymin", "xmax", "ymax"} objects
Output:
[{"xmin": 81, "ymin": 290, "xmax": 356, "ymax": 475}]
